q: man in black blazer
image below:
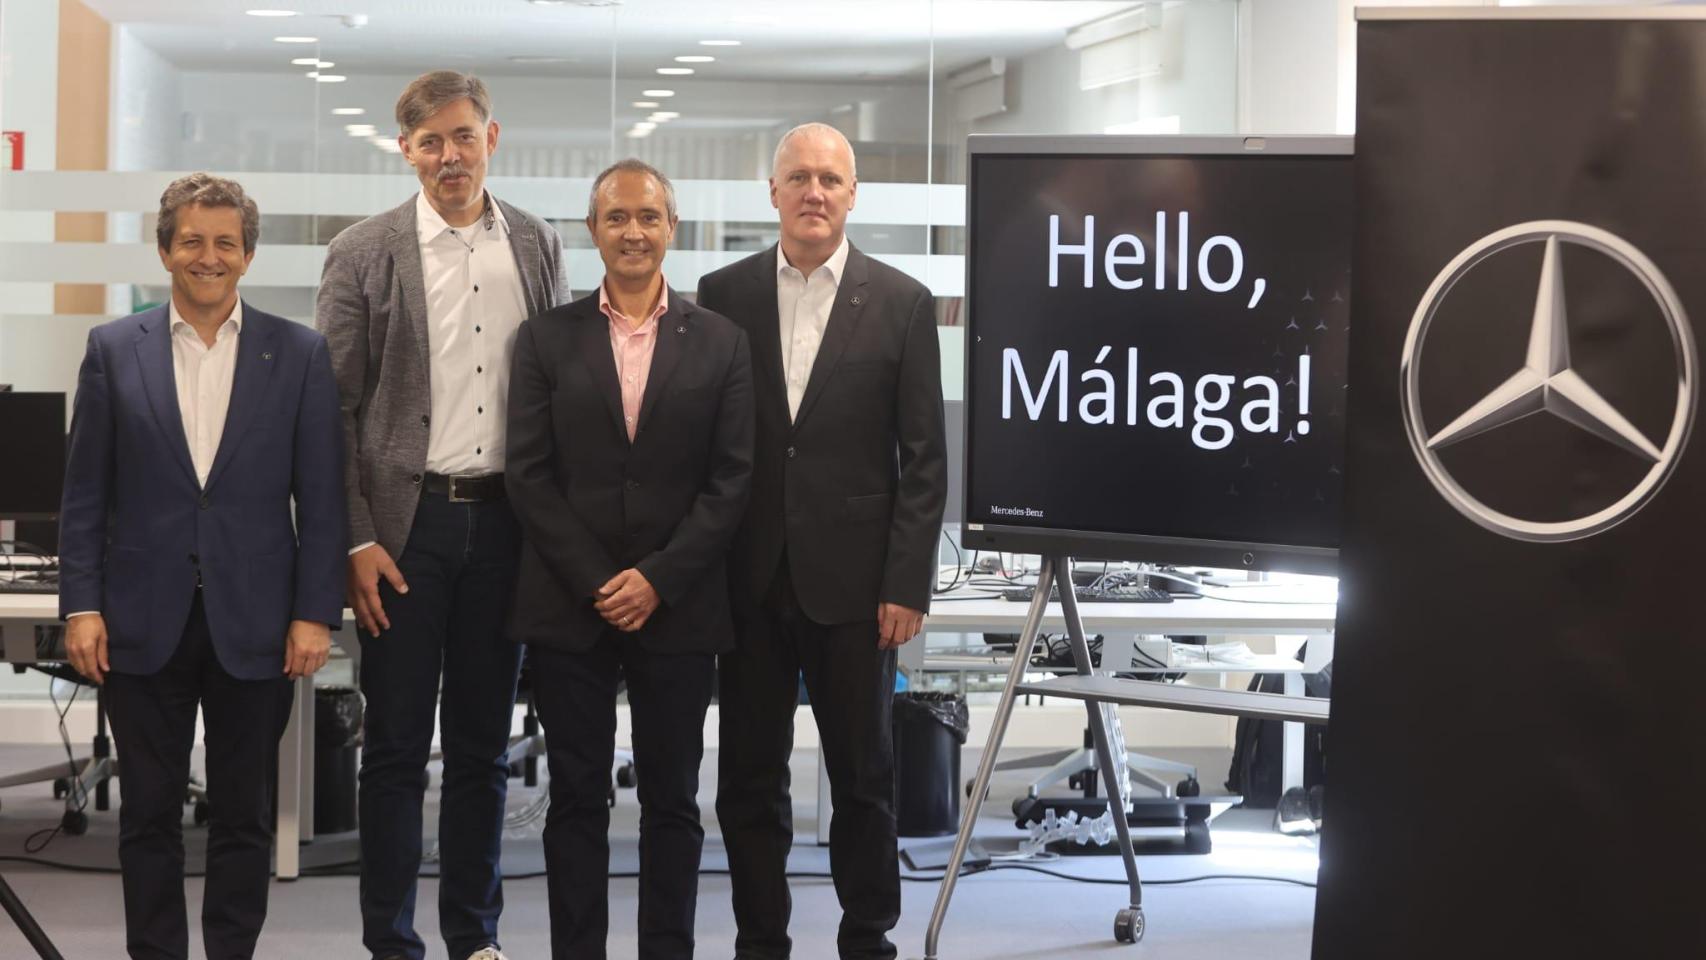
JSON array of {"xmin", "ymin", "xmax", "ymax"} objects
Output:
[
  {"xmin": 697, "ymin": 123, "xmax": 947, "ymax": 960},
  {"xmin": 506, "ymin": 159, "xmax": 753, "ymax": 959},
  {"xmin": 58, "ymin": 174, "xmax": 346, "ymax": 959}
]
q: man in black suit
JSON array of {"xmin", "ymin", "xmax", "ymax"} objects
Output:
[
  {"xmin": 505, "ymin": 158, "xmax": 754, "ymax": 960},
  {"xmin": 697, "ymin": 123, "xmax": 947, "ymax": 960}
]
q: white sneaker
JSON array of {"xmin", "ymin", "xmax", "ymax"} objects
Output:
[{"xmin": 466, "ymin": 949, "xmax": 508, "ymax": 960}]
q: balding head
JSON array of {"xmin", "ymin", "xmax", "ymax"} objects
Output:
[{"xmin": 772, "ymin": 122, "xmax": 858, "ymax": 181}]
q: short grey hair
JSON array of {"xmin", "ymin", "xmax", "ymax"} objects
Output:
[
  {"xmin": 771, "ymin": 122, "xmax": 858, "ymax": 180},
  {"xmin": 586, "ymin": 158, "xmax": 678, "ymax": 222},
  {"xmin": 155, "ymin": 173, "xmax": 260, "ymax": 254},
  {"xmin": 396, "ymin": 70, "xmax": 492, "ymax": 138}
]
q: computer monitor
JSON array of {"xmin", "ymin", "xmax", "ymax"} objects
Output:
[
  {"xmin": 0, "ymin": 392, "xmax": 68, "ymax": 522},
  {"xmin": 960, "ymin": 136, "xmax": 1352, "ymax": 575}
]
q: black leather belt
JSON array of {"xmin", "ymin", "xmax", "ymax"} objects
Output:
[{"xmin": 423, "ymin": 472, "xmax": 507, "ymax": 502}]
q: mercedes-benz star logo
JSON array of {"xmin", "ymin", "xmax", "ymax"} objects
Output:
[{"xmin": 1400, "ymin": 220, "xmax": 1698, "ymax": 543}]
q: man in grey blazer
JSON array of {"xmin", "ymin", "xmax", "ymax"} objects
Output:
[{"xmin": 315, "ymin": 71, "xmax": 568, "ymax": 960}]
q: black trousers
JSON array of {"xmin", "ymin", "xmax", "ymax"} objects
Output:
[
  {"xmin": 716, "ymin": 565, "xmax": 900, "ymax": 960},
  {"xmin": 530, "ymin": 638, "xmax": 715, "ymax": 960},
  {"xmin": 104, "ymin": 591, "xmax": 295, "ymax": 960}
]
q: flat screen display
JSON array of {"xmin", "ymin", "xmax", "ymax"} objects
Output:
[
  {"xmin": 962, "ymin": 139, "xmax": 1352, "ymax": 572},
  {"xmin": 0, "ymin": 392, "xmax": 67, "ymax": 519}
]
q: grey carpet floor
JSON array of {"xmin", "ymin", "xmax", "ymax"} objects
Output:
[{"xmin": 0, "ymin": 743, "xmax": 1318, "ymax": 959}]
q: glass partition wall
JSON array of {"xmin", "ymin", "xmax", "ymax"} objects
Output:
[
  {"xmin": 1, "ymin": 0, "xmax": 1239, "ymax": 396},
  {"xmin": 0, "ymin": 0, "xmax": 1242, "ymax": 699}
]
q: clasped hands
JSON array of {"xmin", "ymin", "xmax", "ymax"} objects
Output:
[{"xmin": 595, "ymin": 568, "xmax": 660, "ymax": 633}]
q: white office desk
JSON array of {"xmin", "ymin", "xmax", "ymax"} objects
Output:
[
  {"xmin": 922, "ymin": 590, "xmax": 1336, "ymax": 637},
  {"xmin": 1, "ymin": 592, "xmax": 339, "ymax": 880},
  {"xmin": 6, "ymin": 584, "xmax": 1339, "ymax": 877},
  {"xmin": 914, "ymin": 585, "xmax": 1335, "ymax": 800}
]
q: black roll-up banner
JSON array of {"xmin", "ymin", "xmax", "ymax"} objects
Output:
[{"xmin": 1315, "ymin": 13, "xmax": 1705, "ymax": 959}]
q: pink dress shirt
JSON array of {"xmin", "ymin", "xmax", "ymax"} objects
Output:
[{"xmin": 598, "ymin": 279, "xmax": 669, "ymax": 441}]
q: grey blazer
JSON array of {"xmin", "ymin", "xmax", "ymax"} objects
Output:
[{"xmin": 316, "ymin": 195, "xmax": 569, "ymax": 559}]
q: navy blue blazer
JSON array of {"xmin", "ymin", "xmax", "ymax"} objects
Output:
[{"xmin": 58, "ymin": 303, "xmax": 347, "ymax": 681}]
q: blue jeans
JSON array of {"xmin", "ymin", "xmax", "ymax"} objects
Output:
[{"xmin": 356, "ymin": 493, "xmax": 523, "ymax": 960}]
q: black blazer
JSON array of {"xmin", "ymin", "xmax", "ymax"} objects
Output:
[
  {"xmin": 505, "ymin": 288, "xmax": 754, "ymax": 654},
  {"xmin": 697, "ymin": 243, "xmax": 947, "ymax": 626}
]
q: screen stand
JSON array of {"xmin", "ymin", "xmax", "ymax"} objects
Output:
[{"xmin": 919, "ymin": 555, "xmax": 1145, "ymax": 959}]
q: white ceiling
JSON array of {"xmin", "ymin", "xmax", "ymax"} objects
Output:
[{"xmin": 88, "ymin": 0, "xmax": 1134, "ymax": 82}]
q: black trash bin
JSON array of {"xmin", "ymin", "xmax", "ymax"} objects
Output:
[
  {"xmin": 314, "ymin": 686, "xmax": 364, "ymax": 835},
  {"xmin": 892, "ymin": 692, "xmax": 970, "ymax": 838}
]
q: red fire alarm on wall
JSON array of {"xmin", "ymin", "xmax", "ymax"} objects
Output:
[{"xmin": 2, "ymin": 131, "xmax": 22, "ymax": 171}]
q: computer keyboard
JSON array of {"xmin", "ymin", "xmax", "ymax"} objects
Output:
[{"xmin": 1000, "ymin": 584, "xmax": 1175, "ymax": 604}]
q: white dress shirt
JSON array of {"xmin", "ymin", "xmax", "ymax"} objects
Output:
[
  {"xmin": 776, "ymin": 235, "xmax": 850, "ymax": 421},
  {"xmin": 416, "ymin": 189, "xmax": 528, "ymax": 475},
  {"xmin": 170, "ymin": 298, "xmax": 243, "ymax": 488}
]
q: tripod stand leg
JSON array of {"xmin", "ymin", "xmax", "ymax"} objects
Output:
[
  {"xmin": 0, "ymin": 871, "xmax": 66, "ymax": 960},
  {"xmin": 921, "ymin": 556, "xmax": 1060, "ymax": 960},
  {"xmin": 1058, "ymin": 562, "xmax": 1145, "ymax": 942}
]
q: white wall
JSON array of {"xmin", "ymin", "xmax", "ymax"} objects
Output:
[
  {"xmin": 969, "ymin": 0, "xmax": 1239, "ymax": 139},
  {"xmin": 1240, "ymin": 0, "xmax": 1340, "ymax": 135}
]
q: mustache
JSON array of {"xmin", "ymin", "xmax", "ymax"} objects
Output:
[{"xmin": 437, "ymin": 165, "xmax": 470, "ymax": 182}]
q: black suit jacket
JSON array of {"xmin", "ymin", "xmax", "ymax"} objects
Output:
[
  {"xmin": 697, "ymin": 243, "xmax": 947, "ymax": 625},
  {"xmin": 505, "ymin": 288, "xmax": 754, "ymax": 654}
]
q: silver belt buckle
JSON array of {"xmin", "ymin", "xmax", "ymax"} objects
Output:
[{"xmin": 447, "ymin": 475, "xmax": 475, "ymax": 503}]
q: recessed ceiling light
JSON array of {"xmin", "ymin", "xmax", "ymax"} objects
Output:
[
  {"xmin": 674, "ymin": 56, "xmax": 714, "ymax": 64},
  {"xmin": 314, "ymin": 74, "xmax": 347, "ymax": 83},
  {"xmin": 292, "ymin": 58, "xmax": 333, "ymax": 68},
  {"xmin": 332, "ymin": 107, "xmax": 366, "ymax": 116},
  {"xmin": 246, "ymin": 9, "xmax": 298, "ymax": 16},
  {"xmin": 632, "ymin": 100, "xmax": 659, "ymax": 109},
  {"xmin": 528, "ymin": 0, "xmax": 568, "ymax": 5},
  {"xmin": 509, "ymin": 55, "xmax": 575, "ymax": 64},
  {"xmin": 274, "ymin": 36, "xmax": 318, "ymax": 43},
  {"xmin": 642, "ymin": 89, "xmax": 675, "ymax": 98},
  {"xmin": 700, "ymin": 39, "xmax": 741, "ymax": 47},
  {"xmin": 627, "ymin": 128, "xmax": 652, "ymax": 139},
  {"xmin": 656, "ymin": 67, "xmax": 694, "ymax": 76},
  {"xmin": 649, "ymin": 111, "xmax": 680, "ymax": 121},
  {"xmin": 634, "ymin": 121, "xmax": 657, "ymax": 130},
  {"xmin": 345, "ymin": 124, "xmax": 377, "ymax": 136}
]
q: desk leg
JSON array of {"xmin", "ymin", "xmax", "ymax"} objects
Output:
[
  {"xmin": 1282, "ymin": 672, "xmax": 1303, "ymax": 792},
  {"xmin": 275, "ymin": 676, "xmax": 312, "ymax": 881},
  {"xmin": 298, "ymin": 677, "xmax": 315, "ymax": 840},
  {"xmin": 816, "ymin": 744, "xmax": 832, "ymax": 846}
]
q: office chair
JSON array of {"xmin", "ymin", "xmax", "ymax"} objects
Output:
[{"xmin": 973, "ymin": 632, "xmax": 1200, "ymax": 803}]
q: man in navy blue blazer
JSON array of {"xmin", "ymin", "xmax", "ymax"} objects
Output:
[{"xmin": 57, "ymin": 173, "xmax": 346, "ymax": 960}]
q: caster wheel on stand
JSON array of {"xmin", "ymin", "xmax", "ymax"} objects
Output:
[
  {"xmin": 193, "ymin": 800, "xmax": 211, "ymax": 826},
  {"xmin": 616, "ymin": 762, "xmax": 637, "ymax": 788},
  {"xmin": 61, "ymin": 809, "xmax": 89, "ymax": 837},
  {"xmin": 1176, "ymin": 775, "xmax": 1201, "ymax": 797},
  {"xmin": 52, "ymin": 777, "xmax": 69, "ymax": 800},
  {"xmin": 1114, "ymin": 906, "xmax": 1145, "ymax": 944}
]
